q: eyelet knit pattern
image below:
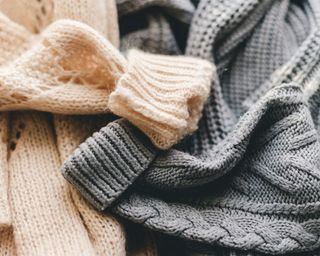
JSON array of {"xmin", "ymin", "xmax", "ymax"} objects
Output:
[
  {"xmin": 0, "ymin": 20, "xmax": 126, "ymax": 115},
  {"xmin": 0, "ymin": 18, "xmax": 212, "ymax": 148},
  {"xmin": 63, "ymin": 0, "xmax": 320, "ymax": 255},
  {"xmin": 0, "ymin": 0, "xmax": 128, "ymax": 255},
  {"xmin": 116, "ymin": 0, "xmax": 195, "ymax": 23}
]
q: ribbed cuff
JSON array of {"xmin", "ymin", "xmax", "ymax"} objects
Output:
[
  {"xmin": 116, "ymin": 0, "xmax": 195, "ymax": 23},
  {"xmin": 62, "ymin": 119, "xmax": 158, "ymax": 211},
  {"xmin": 109, "ymin": 49, "xmax": 213, "ymax": 149}
]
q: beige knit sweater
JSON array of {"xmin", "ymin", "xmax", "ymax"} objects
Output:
[
  {"xmin": 0, "ymin": 0, "xmax": 213, "ymax": 255},
  {"xmin": 0, "ymin": 1, "xmax": 128, "ymax": 255}
]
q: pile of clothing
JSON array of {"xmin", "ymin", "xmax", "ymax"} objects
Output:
[{"xmin": 0, "ymin": 0, "xmax": 320, "ymax": 255}]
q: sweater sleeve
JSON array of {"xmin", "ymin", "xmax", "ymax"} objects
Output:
[
  {"xmin": 62, "ymin": 118, "xmax": 159, "ymax": 211},
  {"xmin": 62, "ymin": 84, "xmax": 303, "ymax": 211},
  {"xmin": 108, "ymin": 49, "xmax": 213, "ymax": 150}
]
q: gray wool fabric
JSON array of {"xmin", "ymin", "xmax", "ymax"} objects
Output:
[
  {"xmin": 63, "ymin": 0, "xmax": 320, "ymax": 255},
  {"xmin": 117, "ymin": 0, "xmax": 195, "ymax": 54}
]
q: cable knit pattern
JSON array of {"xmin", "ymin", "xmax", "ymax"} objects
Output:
[
  {"xmin": 63, "ymin": 0, "xmax": 320, "ymax": 255},
  {"xmin": 113, "ymin": 85, "xmax": 320, "ymax": 255},
  {"xmin": 64, "ymin": 83, "xmax": 320, "ymax": 254}
]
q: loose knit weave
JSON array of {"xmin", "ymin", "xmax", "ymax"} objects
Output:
[
  {"xmin": 63, "ymin": 0, "xmax": 320, "ymax": 255},
  {"xmin": 0, "ymin": 0, "xmax": 127, "ymax": 255},
  {"xmin": 0, "ymin": 0, "xmax": 215, "ymax": 254},
  {"xmin": 117, "ymin": 0, "xmax": 195, "ymax": 54},
  {"xmin": 0, "ymin": 18, "xmax": 212, "ymax": 149}
]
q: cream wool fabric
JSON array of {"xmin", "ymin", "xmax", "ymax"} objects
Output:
[
  {"xmin": 8, "ymin": 112, "xmax": 97, "ymax": 255},
  {"xmin": 0, "ymin": 0, "xmax": 212, "ymax": 254},
  {"xmin": 0, "ymin": 20, "xmax": 213, "ymax": 148},
  {"xmin": 109, "ymin": 49, "xmax": 213, "ymax": 149},
  {"xmin": 0, "ymin": 13, "xmax": 23, "ymax": 228},
  {"xmin": 0, "ymin": 20, "xmax": 126, "ymax": 114},
  {"xmin": 0, "ymin": 0, "xmax": 54, "ymax": 33},
  {"xmin": 0, "ymin": 0, "xmax": 126, "ymax": 255},
  {"xmin": 0, "ymin": 10, "xmax": 31, "ymax": 255}
]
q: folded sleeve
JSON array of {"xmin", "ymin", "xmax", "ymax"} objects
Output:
[{"xmin": 62, "ymin": 118, "xmax": 158, "ymax": 211}]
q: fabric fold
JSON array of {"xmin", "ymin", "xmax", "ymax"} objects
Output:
[
  {"xmin": 117, "ymin": 0, "xmax": 195, "ymax": 54},
  {"xmin": 0, "ymin": 19, "xmax": 126, "ymax": 115},
  {"xmin": 0, "ymin": 17, "xmax": 212, "ymax": 148},
  {"xmin": 109, "ymin": 49, "xmax": 213, "ymax": 149},
  {"xmin": 62, "ymin": 0, "xmax": 320, "ymax": 255},
  {"xmin": 62, "ymin": 119, "xmax": 158, "ymax": 211}
]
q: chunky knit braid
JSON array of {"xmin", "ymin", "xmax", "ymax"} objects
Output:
[{"xmin": 63, "ymin": 0, "xmax": 320, "ymax": 255}]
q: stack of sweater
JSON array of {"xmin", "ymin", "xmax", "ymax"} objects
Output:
[{"xmin": 1, "ymin": 0, "xmax": 320, "ymax": 255}]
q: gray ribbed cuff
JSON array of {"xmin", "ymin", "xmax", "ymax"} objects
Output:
[{"xmin": 62, "ymin": 119, "xmax": 158, "ymax": 211}]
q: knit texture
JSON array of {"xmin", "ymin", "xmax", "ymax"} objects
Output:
[
  {"xmin": 0, "ymin": 17, "xmax": 212, "ymax": 148},
  {"xmin": 51, "ymin": 1, "xmax": 127, "ymax": 255},
  {"xmin": 0, "ymin": 19, "xmax": 126, "ymax": 114},
  {"xmin": 108, "ymin": 50, "xmax": 213, "ymax": 149},
  {"xmin": 117, "ymin": 0, "xmax": 195, "ymax": 54},
  {"xmin": 0, "ymin": 0, "xmax": 127, "ymax": 255},
  {"xmin": 63, "ymin": 0, "xmax": 320, "ymax": 255},
  {"xmin": 0, "ymin": 0, "xmax": 215, "ymax": 254}
]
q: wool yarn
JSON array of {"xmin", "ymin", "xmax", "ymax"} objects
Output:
[
  {"xmin": 51, "ymin": 1, "xmax": 127, "ymax": 255},
  {"xmin": 63, "ymin": 0, "xmax": 320, "ymax": 255},
  {"xmin": 117, "ymin": 0, "xmax": 195, "ymax": 54},
  {"xmin": 0, "ymin": 18, "xmax": 212, "ymax": 148},
  {"xmin": 0, "ymin": 0, "xmax": 214, "ymax": 254},
  {"xmin": 0, "ymin": 0, "xmax": 126, "ymax": 255},
  {"xmin": 108, "ymin": 49, "xmax": 212, "ymax": 149}
]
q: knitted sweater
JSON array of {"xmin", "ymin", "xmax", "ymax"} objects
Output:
[
  {"xmin": 117, "ymin": 0, "xmax": 195, "ymax": 54},
  {"xmin": 63, "ymin": 0, "xmax": 320, "ymax": 255},
  {"xmin": 0, "ymin": 1, "xmax": 127, "ymax": 255},
  {"xmin": 0, "ymin": 0, "xmax": 213, "ymax": 255}
]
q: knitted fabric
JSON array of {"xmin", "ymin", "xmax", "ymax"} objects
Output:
[
  {"xmin": 51, "ymin": 1, "xmax": 157, "ymax": 254},
  {"xmin": 63, "ymin": 0, "xmax": 320, "ymax": 255},
  {"xmin": 0, "ymin": 0, "xmax": 127, "ymax": 255},
  {"xmin": 0, "ymin": 20, "xmax": 126, "ymax": 115},
  {"xmin": 109, "ymin": 49, "xmax": 212, "ymax": 149},
  {"xmin": 117, "ymin": 0, "xmax": 195, "ymax": 54},
  {"xmin": 0, "ymin": 18, "xmax": 212, "ymax": 148},
  {"xmin": 51, "ymin": 2, "xmax": 127, "ymax": 255},
  {"xmin": 0, "ymin": 0, "xmax": 213, "ymax": 254}
]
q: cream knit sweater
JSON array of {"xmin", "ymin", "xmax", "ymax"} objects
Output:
[
  {"xmin": 0, "ymin": 0, "xmax": 213, "ymax": 255},
  {"xmin": 0, "ymin": 1, "xmax": 127, "ymax": 255},
  {"xmin": 0, "ymin": 18, "xmax": 212, "ymax": 148}
]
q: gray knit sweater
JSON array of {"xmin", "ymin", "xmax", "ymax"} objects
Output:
[
  {"xmin": 117, "ymin": 0, "xmax": 195, "ymax": 54},
  {"xmin": 63, "ymin": 0, "xmax": 320, "ymax": 255}
]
